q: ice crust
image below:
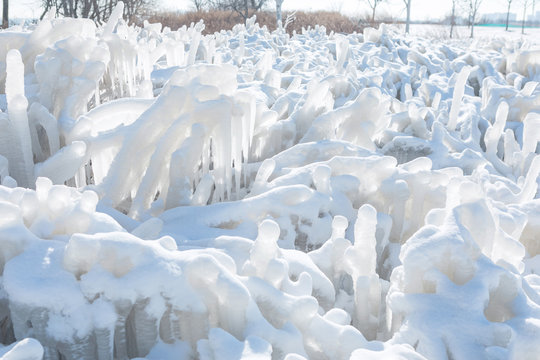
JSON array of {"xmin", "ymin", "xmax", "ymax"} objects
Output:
[{"xmin": 0, "ymin": 7, "xmax": 539, "ymax": 360}]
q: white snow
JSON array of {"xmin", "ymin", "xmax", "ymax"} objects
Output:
[{"xmin": 0, "ymin": 6, "xmax": 539, "ymax": 360}]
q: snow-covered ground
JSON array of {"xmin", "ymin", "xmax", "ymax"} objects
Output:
[
  {"xmin": 0, "ymin": 4, "xmax": 540, "ymax": 359},
  {"xmin": 409, "ymin": 23, "xmax": 540, "ymax": 43}
]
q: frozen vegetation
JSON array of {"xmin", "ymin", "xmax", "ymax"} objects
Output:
[{"xmin": 0, "ymin": 3, "xmax": 540, "ymax": 359}]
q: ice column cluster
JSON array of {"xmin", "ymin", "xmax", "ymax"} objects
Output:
[{"xmin": 0, "ymin": 7, "xmax": 539, "ymax": 360}]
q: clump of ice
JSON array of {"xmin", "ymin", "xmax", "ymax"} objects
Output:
[{"xmin": 0, "ymin": 5, "xmax": 539, "ymax": 360}]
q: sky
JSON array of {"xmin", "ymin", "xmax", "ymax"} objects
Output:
[{"xmin": 8, "ymin": 0, "xmax": 533, "ymax": 22}]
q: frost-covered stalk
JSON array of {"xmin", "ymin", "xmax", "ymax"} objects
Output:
[
  {"xmin": 522, "ymin": 113, "xmax": 540, "ymax": 155},
  {"xmin": 346, "ymin": 204, "xmax": 381, "ymax": 340},
  {"xmin": 484, "ymin": 102, "xmax": 512, "ymax": 175},
  {"xmin": 6, "ymin": 50, "xmax": 34, "ymax": 188},
  {"xmin": 187, "ymin": 31, "xmax": 201, "ymax": 66},
  {"xmin": 448, "ymin": 66, "xmax": 471, "ymax": 131},
  {"xmin": 485, "ymin": 102, "xmax": 508, "ymax": 156},
  {"xmin": 34, "ymin": 141, "xmax": 87, "ymax": 185},
  {"xmin": 387, "ymin": 180, "xmax": 409, "ymax": 243}
]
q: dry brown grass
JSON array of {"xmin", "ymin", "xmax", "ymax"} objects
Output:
[{"xmin": 143, "ymin": 10, "xmax": 366, "ymax": 35}]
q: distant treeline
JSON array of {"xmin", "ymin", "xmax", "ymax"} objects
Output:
[{"xmin": 144, "ymin": 10, "xmax": 367, "ymax": 35}]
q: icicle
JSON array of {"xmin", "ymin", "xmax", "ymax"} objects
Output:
[
  {"xmin": 6, "ymin": 54, "xmax": 34, "ymax": 188},
  {"xmin": 187, "ymin": 32, "xmax": 201, "ymax": 66},
  {"xmin": 504, "ymin": 129, "xmax": 520, "ymax": 167},
  {"xmin": 522, "ymin": 112, "xmax": 540, "ymax": 155},
  {"xmin": 206, "ymin": 38, "xmax": 215, "ymax": 64},
  {"xmin": 28, "ymin": 103, "xmax": 59, "ymax": 159},
  {"xmin": 384, "ymin": 179, "xmax": 409, "ymax": 243},
  {"xmin": 335, "ymin": 36, "xmax": 349, "ymax": 73},
  {"xmin": 160, "ymin": 124, "xmax": 205, "ymax": 211},
  {"xmin": 0, "ymin": 154, "xmax": 9, "ymax": 181},
  {"xmin": 166, "ymin": 41, "xmax": 177, "ymax": 67},
  {"xmin": 236, "ymin": 33, "xmax": 245, "ymax": 66},
  {"xmin": 129, "ymin": 116, "xmax": 193, "ymax": 218},
  {"xmin": 191, "ymin": 173, "xmax": 214, "ymax": 206},
  {"xmin": 344, "ymin": 204, "xmax": 381, "ymax": 341},
  {"xmin": 5, "ymin": 50, "xmax": 25, "ymax": 106},
  {"xmin": 99, "ymin": 86, "xmax": 188, "ymax": 208},
  {"xmin": 485, "ymin": 101, "xmax": 508, "ymax": 156},
  {"xmin": 521, "ymin": 81, "xmax": 538, "ymax": 96},
  {"xmin": 250, "ymin": 159, "xmax": 275, "ymax": 196},
  {"xmin": 447, "ymin": 66, "xmax": 471, "ymax": 131},
  {"xmin": 103, "ymin": 1, "xmax": 124, "ymax": 37},
  {"xmin": 518, "ymin": 155, "xmax": 540, "ymax": 203}
]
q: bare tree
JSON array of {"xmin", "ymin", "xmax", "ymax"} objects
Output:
[
  {"xmin": 209, "ymin": 0, "xmax": 268, "ymax": 23},
  {"xmin": 276, "ymin": 0, "xmax": 283, "ymax": 26},
  {"xmin": 2, "ymin": 0, "xmax": 7, "ymax": 28},
  {"xmin": 522, "ymin": 0, "xmax": 531, "ymax": 33},
  {"xmin": 365, "ymin": 0, "xmax": 384, "ymax": 22},
  {"xmin": 505, "ymin": 0, "xmax": 514, "ymax": 30},
  {"xmin": 192, "ymin": 0, "xmax": 208, "ymax": 11},
  {"xmin": 450, "ymin": 0, "xmax": 460, "ymax": 38},
  {"xmin": 123, "ymin": 0, "xmax": 148, "ymax": 20},
  {"xmin": 467, "ymin": 0, "xmax": 482, "ymax": 37},
  {"xmin": 403, "ymin": 0, "xmax": 412, "ymax": 33},
  {"xmin": 40, "ymin": 0, "xmax": 150, "ymax": 23}
]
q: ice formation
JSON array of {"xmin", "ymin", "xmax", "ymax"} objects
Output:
[{"xmin": 0, "ymin": 5, "xmax": 539, "ymax": 360}]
